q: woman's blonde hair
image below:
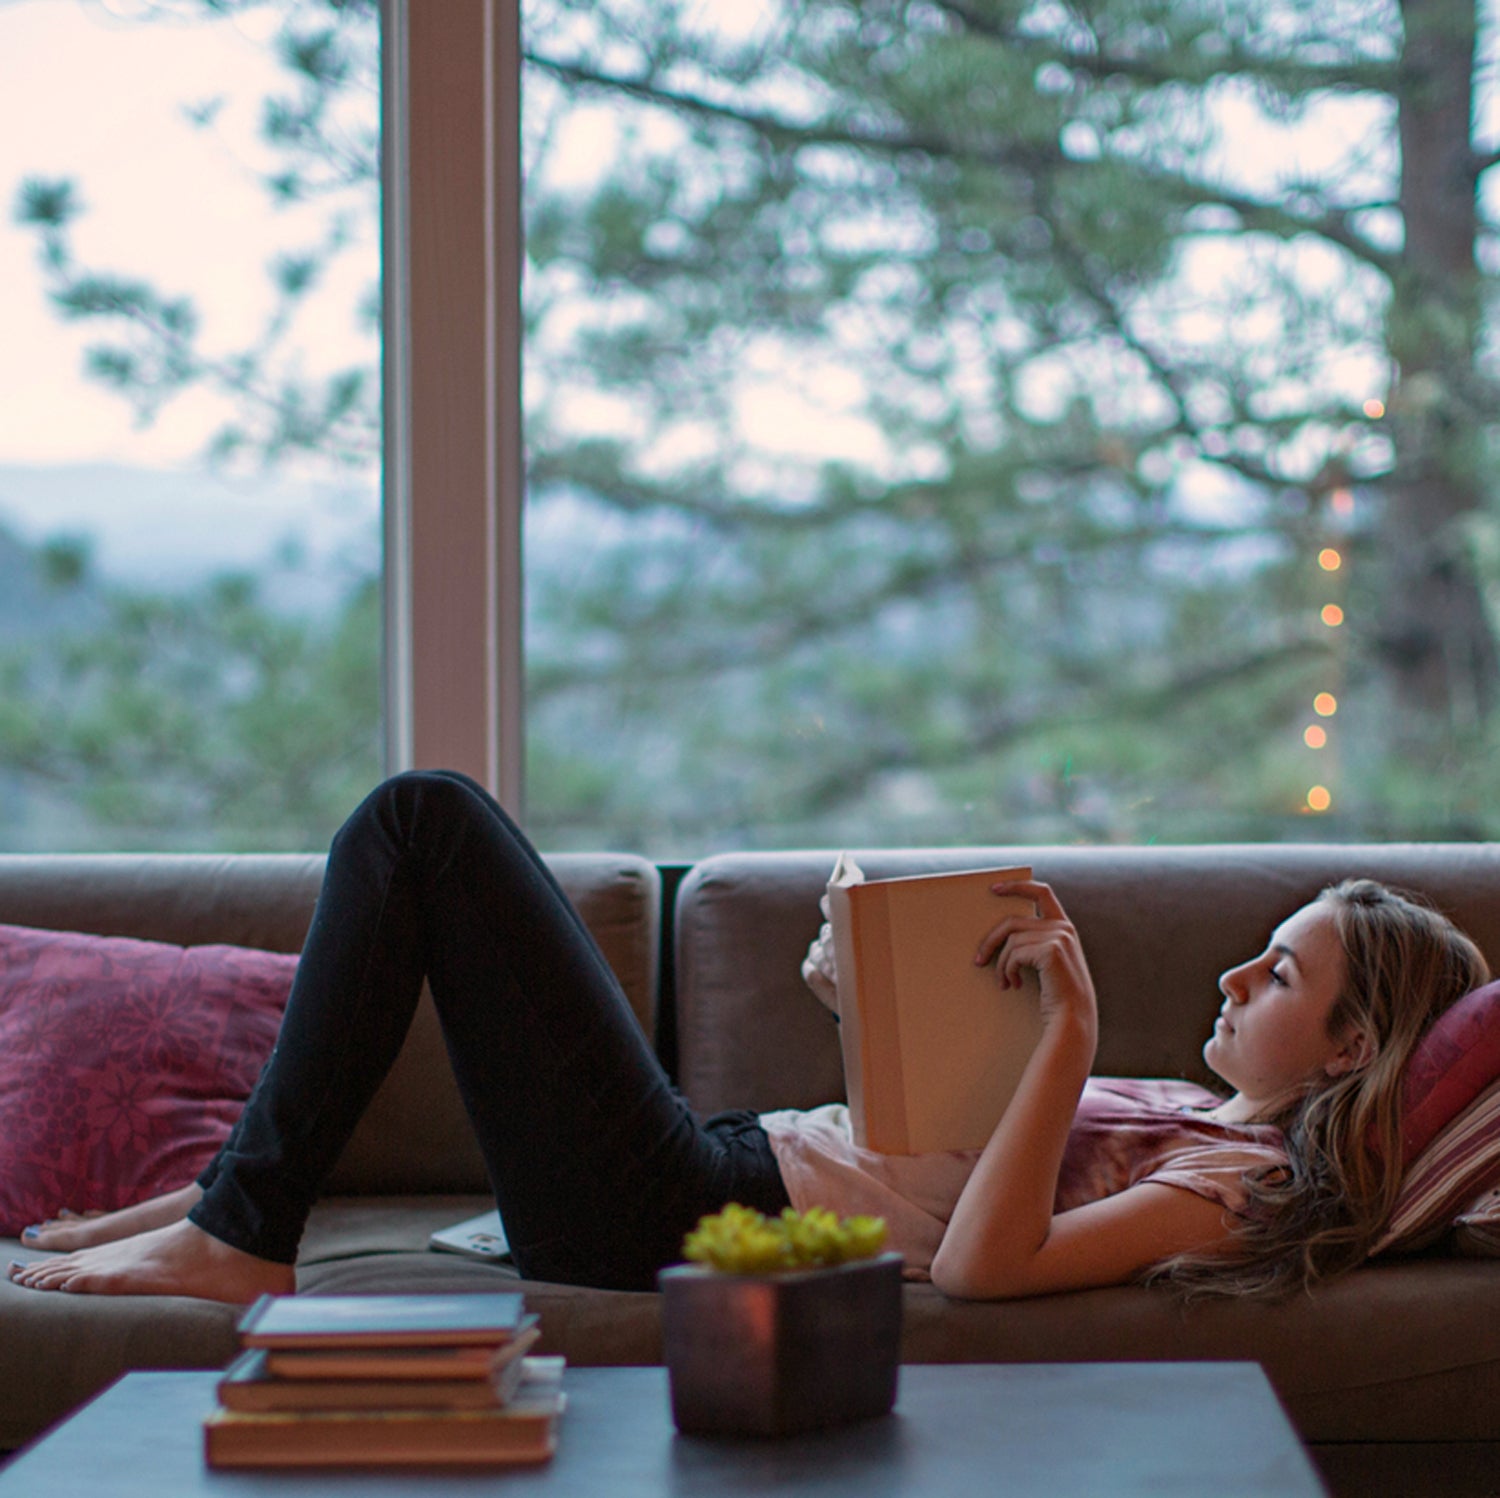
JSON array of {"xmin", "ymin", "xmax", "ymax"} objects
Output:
[{"xmin": 1155, "ymin": 879, "xmax": 1489, "ymax": 1299}]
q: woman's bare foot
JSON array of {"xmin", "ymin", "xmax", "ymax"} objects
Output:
[
  {"xmin": 7, "ymin": 1217, "xmax": 295, "ymax": 1304},
  {"xmin": 20, "ymin": 1184, "xmax": 204, "ymax": 1252}
]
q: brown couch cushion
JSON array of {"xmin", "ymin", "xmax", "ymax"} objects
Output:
[
  {"xmin": 318, "ymin": 851, "xmax": 663, "ymax": 1194},
  {"xmin": 672, "ymin": 844, "xmax": 1500, "ymax": 1115}
]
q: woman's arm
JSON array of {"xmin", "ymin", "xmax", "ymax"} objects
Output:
[{"xmin": 928, "ymin": 880, "xmax": 1236, "ymax": 1300}]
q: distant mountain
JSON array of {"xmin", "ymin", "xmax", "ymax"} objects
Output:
[{"xmin": 0, "ymin": 462, "xmax": 378, "ymax": 614}]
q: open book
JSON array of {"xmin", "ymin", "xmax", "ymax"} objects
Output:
[
  {"xmin": 429, "ymin": 1208, "xmax": 511, "ymax": 1264},
  {"xmin": 826, "ymin": 856, "xmax": 1044, "ymax": 1154}
]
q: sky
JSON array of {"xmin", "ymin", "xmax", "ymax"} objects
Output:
[
  {"xmin": 6, "ymin": 0, "xmax": 1497, "ymax": 584},
  {"xmin": 0, "ymin": 0, "xmax": 377, "ymax": 588},
  {"xmin": 0, "ymin": 1, "xmax": 313, "ymax": 465},
  {"xmin": 0, "ymin": 0, "xmax": 871, "ymax": 584}
]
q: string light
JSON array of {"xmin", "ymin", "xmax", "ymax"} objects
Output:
[
  {"xmin": 1363, "ymin": 398, "xmax": 1385, "ymax": 419},
  {"xmin": 1299, "ymin": 474, "xmax": 1352, "ymax": 818}
]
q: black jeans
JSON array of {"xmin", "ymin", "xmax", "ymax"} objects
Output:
[{"xmin": 190, "ymin": 771, "xmax": 789, "ymax": 1291}]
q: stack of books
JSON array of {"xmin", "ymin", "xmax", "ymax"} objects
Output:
[{"xmin": 203, "ymin": 1291, "xmax": 564, "ymax": 1470}]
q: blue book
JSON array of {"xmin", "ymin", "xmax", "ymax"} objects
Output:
[{"xmin": 238, "ymin": 1291, "xmax": 527, "ymax": 1348}]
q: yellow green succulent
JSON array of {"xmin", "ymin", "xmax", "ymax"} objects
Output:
[{"xmin": 682, "ymin": 1203, "xmax": 888, "ymax": 1274}]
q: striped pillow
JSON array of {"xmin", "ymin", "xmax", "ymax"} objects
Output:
[
  {"xmin": 1452, "ymin": 1186, "xmax": 1500, "ymax": 1257},
  {"xmin": 1373, "ymin": 1078, "xmax": 1500, "ymax": 1255}
]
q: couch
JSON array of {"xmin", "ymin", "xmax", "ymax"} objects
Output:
[{"xmin": 1, "ymin": 842, "xmax": 1498, "ymax": 1486}]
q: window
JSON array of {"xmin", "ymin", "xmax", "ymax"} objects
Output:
[
  {"xmin": 520, "ymin": 0, "xmax": 1500, "ymax": 854},
  {"xmin": 0, "ymin": 0, "xmax": 381, "ymax": 850},
  {"xmin": 7, "ymin": 2, "xmax": 1497, "ymax": 857}
]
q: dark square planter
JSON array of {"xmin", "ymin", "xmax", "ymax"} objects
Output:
[{"xmin": 657, "ymin": 1251, "xmax": 903, "ymax": 1436}]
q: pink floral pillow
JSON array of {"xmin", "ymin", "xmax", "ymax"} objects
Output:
[{"xmin": 0, "ymin": 923, "xmax": 295, "ymax": 1235}]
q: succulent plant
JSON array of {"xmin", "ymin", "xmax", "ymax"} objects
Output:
[{"xmin": 682, "ymin": 1203, "xmax": 888, "ymax": 1274}]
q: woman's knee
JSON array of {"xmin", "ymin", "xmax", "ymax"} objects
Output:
[
  {"xmin": 331, "ymin": 771, "xmax": 475, "ymax": 855},
  {"xmin": 374, "ymin": 770, "xmax": 486, "ymax": 817}
]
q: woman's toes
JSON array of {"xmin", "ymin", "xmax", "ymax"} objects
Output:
[{"xmin": 18, "ymin": 1260, "xmax": 66, "ymax": 1291}]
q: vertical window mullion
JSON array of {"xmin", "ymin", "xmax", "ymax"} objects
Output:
[{"xmin": 382, "ymin": 0, "xmax": 524, "ymax": 811}]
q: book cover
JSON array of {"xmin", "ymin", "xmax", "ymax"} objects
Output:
[
  {"xmin": 263, "ymin": 1316, "xmax": 539, "ymax": 1381},
  {"xmin": 205, "ymin": 1357, "xmax": 566, "ymax": 1469},
  {"xmin": 828, "ymin": 857, "xmax": 1043, "ymax": 1154},
  {"xmin": 238, "ymin": 1291, "xmax": 527, "ymax": 1349},
  {"xmin": 219, "ymin": 1329, "xmax": 542, "ymax": 1411},
  {"xmin": 203, "ymin": 1389, "xmax": 565, "ymax": 1469}
]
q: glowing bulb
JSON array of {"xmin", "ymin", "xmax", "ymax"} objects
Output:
[
  {"xmin": 1313, "ymin": 692, "xmax": 1338, "ymax": 717},
  {"xmin": 1321, "ymin": 604, "xmax": 1344, "ymax": 627},
  {"xmin": 1304, "ymin": 725, "xmax": 1328, "ymax": 749},
  {"xmin": 1318, "ymin": 548, "xmax": 1342, "ymax": 572},
  {"xmin": 1331, "ymin": 489, "xmax": 1355, "ymax": 516},
  {"xmin": 1307, "ymin": 785, "xmax": 1333, "ymax": 812},
  {"xmin": 1363, "ymin": 399, "xmax": 1385, "ymax": 419}
]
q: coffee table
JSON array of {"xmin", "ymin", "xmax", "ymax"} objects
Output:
[{"xmin": 0, "ymin": 1363, "xmax": 1325, "ymax": 1495}]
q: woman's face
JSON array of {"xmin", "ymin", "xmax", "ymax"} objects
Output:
[{"xmin": 1204, "ymin": 901, "xmax": 1354, "ymax": 1109}]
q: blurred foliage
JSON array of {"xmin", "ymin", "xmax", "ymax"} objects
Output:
[
  {"xmin": 520, "ymin": 0, "xmax": 1500, "ymax": 851},
  {"xmin": 0, "ymin": 527, "xmax": 379, "ymax": 851}
]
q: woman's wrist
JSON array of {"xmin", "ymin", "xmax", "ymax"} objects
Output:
[{"xmin": 1036, "ymin": 1004, "xmax": 1098, "ymax": 1074}]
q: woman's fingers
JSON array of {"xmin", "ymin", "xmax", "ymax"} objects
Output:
[
  {"xmin": 976, "ymin": 921, "xmax": 1067, "ymax": 978},
  {"xmin": 974, "ymin": 882, "xmax": 1072, "ymax": 960},
  {"xmin": 994, "ymin": 929, "xmax": 1070, "ymax": 990},
  {"xmin": 973, "ymin": 882, "xmax": 1091, "ymax": 997},
  {"xmin": 991, "ymin": 877, "xmax": 1069, "ymax": 922},
  {"xmin": 976, "ymin": 915, "xmax": 1048, "ymax": 968}
]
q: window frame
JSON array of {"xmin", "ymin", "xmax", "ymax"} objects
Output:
[{"xmin": 381, "ymin": 0, "xmax": 525, "ymax": 811}]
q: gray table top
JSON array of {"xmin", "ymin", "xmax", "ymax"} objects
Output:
[{"xmin": 0, "ymin": 1363, "xmax": 1326, "ymax": 1496}]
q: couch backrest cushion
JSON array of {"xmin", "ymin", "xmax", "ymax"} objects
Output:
[
  {"xmin": 0, "ymin": 853, "xmax": 329, "ymax": 955},
  {"xmin": 673, "ymin": 844, "xmax": 1500, "ymax": 1117},
  {"xmin": 326, "ymin": 851, "xmax": 663, "ymax": 1194},
  {"xmin": 0, "ymin": 851, "xmax": 662, "ymax": 1198}
]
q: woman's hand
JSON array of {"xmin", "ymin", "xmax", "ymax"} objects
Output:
[
  {"xmin": 801, "ymin": 915, "xmax": 839, "ymax": 1014},
  {"xmin": 974, "ymin": 880, "xmax": 1097, "ymax": 1044}
]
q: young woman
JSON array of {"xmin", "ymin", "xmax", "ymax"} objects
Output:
[{"xmin": 7, "ymin": 771, "xmax": 1488, "ymax": 1304}]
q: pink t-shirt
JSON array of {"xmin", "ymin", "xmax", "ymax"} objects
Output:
[{"xmin": 759, "ymin": 1077, "xmax": 1286, "ymax": 1279}]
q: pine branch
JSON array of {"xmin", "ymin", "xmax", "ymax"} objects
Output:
[
  {"xmin": 523, "ymin": 49, "xmax": 1400, "ymax": 276},
  {"xmin": 794, "ymin": 632, "xmax": 1330, "ymax": 815},
  {"xmin": 530, "ymin": 514, "xmax": 1303, "ymax": 695},
  {"xmin": 930, "ymin": 0, "xmax": 1399, "ymax": 95}
]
